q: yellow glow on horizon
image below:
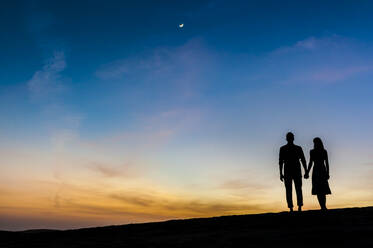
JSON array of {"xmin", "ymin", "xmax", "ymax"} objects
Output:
[
  {"xmin": 1, "ymin": 141, "xmax": 372, "ymax": 231},
  {"xmin": 1, "ymin": 171, "xmax": 372, "ymax": 231}
]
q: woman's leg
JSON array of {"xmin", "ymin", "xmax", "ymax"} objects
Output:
[
  {"xmin": 317, "ymin": 194, "xmax": 322, "ymax": 208},
  {"xmin": 317, "ymin": 194, "xmax": 326, "ymax": 210},
  {"xmin": 323, "ymin": 195, "xmax": 327, "ymax": 210}
]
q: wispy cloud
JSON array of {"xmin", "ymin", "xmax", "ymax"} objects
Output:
[
  {"xmin": 0, "ymin": 177, "xmax": 267, "ymax": 231},
  {"xmin": 96, "ymin": 39, "xmax": 218, "ymax": 99},
  {"xmin": 110, "ymin": 193, "xmax": 155, "ymax": 207},
  {"xmin": 219, "ymin": 179, "xmax": 268, "ymax": 190},
  {"xmin": 96, "ymin": 39, "xmax": 214, "ymax": 80},
  {"xmin": 105, "ymin": 189, "xmax": 264, "ymax": 216},
  {"xmin": 275, "ymin": 35, "xmax": 345, "ymax": 53},
  {"xmin": 88, "ymin": 162, "xmax": 135, "ymax": 178},
  {"xmin": 253, "ymin": 35, "xmax": 373, "ymax": 85},
  {"xmin": 310, "ymin": 65, "xmax": 373, "ymax": 83},
  {"xmin": 27, "ymin": 51, "xmax": 67, "ymax": 98}
]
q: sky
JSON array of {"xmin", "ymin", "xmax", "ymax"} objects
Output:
[{"xmin": 0, "ymin": 0, "xmax": 373, "ymax": 231}]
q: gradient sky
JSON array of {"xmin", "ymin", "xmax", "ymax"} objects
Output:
[{"xmin": 1, "ymin": 0, "xmax": 373, "ymax": 231}]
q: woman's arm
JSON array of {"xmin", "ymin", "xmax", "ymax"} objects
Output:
[{"xmin": 325, "ymin": 150, "xmax": 330, "ymax": 179}]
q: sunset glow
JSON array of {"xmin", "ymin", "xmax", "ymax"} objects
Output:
[{"xmin": 1, "ymin": 1, "xmax": 373, "ymax": 230}]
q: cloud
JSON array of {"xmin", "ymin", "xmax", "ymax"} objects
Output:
[
  {"xmin": 219, "ymin": 179, "xmax": 268, "ymax": 190},
  {"xmin": 253, "ymin": 35, "xmax": 373, "ymax": 85},
  {"xmin": 96, "ymin": 39, "xmax": 218, "ymax": 99},
  {"xmin": 96, "ymin": 39, "xmax": 213, "ymax": 79},
  {"xmin": 88, "ymin": 162, "xmax": 135, "ymax": 178},
  {"xmin": 295, "ymin": 36, "xmax": 319, "ymax": 50},
  {"xmin": 109, "ymin": 191, "xmax": 263, "ymax": 216},
  {"xmin": 161, "ymin": 200, "xmax": 263, "ymax": 215},
  {"xmin": 110, "ymin": 193, "xmax": 155, "ymax": 207},
  {"xmin": 59, "ymin": 201, "xmax": 164, "ymax": 220},
  {"xmin": 276, "ymin": 36, "xmax": 343, "ymax": 53},
  {"xmin": 27, "ymin": 51, "xmax": 67, "ymax": 98},
  {"xmin": 310, "ymin": 65, "xmax": 373, "ymax": 83},
  {"xmin": 0, "ymin": 177, "xmax": 266, "ymax": 231},
  {"xmin": 26, "ymin": 52, "xmax": 84, "ymax": 157}
]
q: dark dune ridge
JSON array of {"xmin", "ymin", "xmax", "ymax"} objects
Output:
[{"xmin": 1, "ymin": 207, "xmax": 373, "ymax": 248}]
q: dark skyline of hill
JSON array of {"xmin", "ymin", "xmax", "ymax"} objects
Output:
[{"xmin": 1, "ymin": 207, "xmax": 373, "ymax": 248}]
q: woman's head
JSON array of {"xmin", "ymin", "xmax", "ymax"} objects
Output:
[{"xmin": 313, "ymin": 137, "xmax": 324, "ymax": 150}]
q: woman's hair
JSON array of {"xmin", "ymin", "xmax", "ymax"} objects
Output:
[{"xmin": 313, "ymin": 137, "xmax": 325, "ymax": 150}]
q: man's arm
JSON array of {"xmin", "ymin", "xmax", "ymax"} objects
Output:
[
  {"xmin": 279, "ymin": 148, "xmax": 284, "ymax": 181},
  {"xmin": 299, "ymin": 147, "xmax": 307, "ymax": 174}
]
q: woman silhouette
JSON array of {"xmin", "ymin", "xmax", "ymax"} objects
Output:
[{"xmin": 306, "ymin": 137, "xmax": 331, "ymax": 210}]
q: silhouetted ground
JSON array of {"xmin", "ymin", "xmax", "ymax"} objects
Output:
[{"xmin": 1, "ymin": 207, "xmax": 373, "ymax": 248}]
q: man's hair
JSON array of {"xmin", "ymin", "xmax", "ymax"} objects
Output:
[{"xmin": 286, "ymin": 132, "xmax": 294, "ymax": 140}]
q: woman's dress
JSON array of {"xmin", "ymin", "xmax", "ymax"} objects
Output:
[{"xmin": 310, "ymin": 149, "xmax": 331, "ymax": 195}]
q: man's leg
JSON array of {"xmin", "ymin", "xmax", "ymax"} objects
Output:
[
  {"xmin": 284, "ymin": 177, "xmax": 293, "ymax": 210},
  {"xmin": 294, "ymin": 176, "xmax": 303, "ymax": 209}
]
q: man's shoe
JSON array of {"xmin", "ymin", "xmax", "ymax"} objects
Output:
[
  {"xmin": 298, "ymin": 206, "xmax": 302, "ymax": 212},
  {"xmin": 289, "ymin": 207, "xmax": 293, "ymax": 212}
]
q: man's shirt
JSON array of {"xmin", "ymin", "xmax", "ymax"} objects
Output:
[{"xmin": 279, "ymin": 144, "xmax": 306, "ymax": 178}]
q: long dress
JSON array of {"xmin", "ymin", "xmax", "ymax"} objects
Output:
[{"xmin": 310, "ymin": 149, "xmax": 331, "ymax": 195}]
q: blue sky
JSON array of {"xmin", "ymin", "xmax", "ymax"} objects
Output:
[{"xmin": 0, "ymin": 0, "xmax": 373, "ymax": 230}]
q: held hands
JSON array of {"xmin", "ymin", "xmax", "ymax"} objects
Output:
[
  {"xmin": 304, "ymin": 170, "xmax": 309, "ymax": 179},
  {"xmin": 280, "ymin": 174, "xmax": 284, "ymax": 182}
]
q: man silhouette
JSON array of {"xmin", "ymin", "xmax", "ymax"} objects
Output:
[{"xmin": 279, "ymin": 132, "xmax": 307, "ymax": 212}]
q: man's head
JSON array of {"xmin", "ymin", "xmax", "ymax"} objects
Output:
[{"xmin": 286, "ymin": 132, "xmax": 294, "ymax": 143}]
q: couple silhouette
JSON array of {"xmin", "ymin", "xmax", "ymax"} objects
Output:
[{"xmin": 279, "ymin": 132, "xmax": 331, "ymax": 212}]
